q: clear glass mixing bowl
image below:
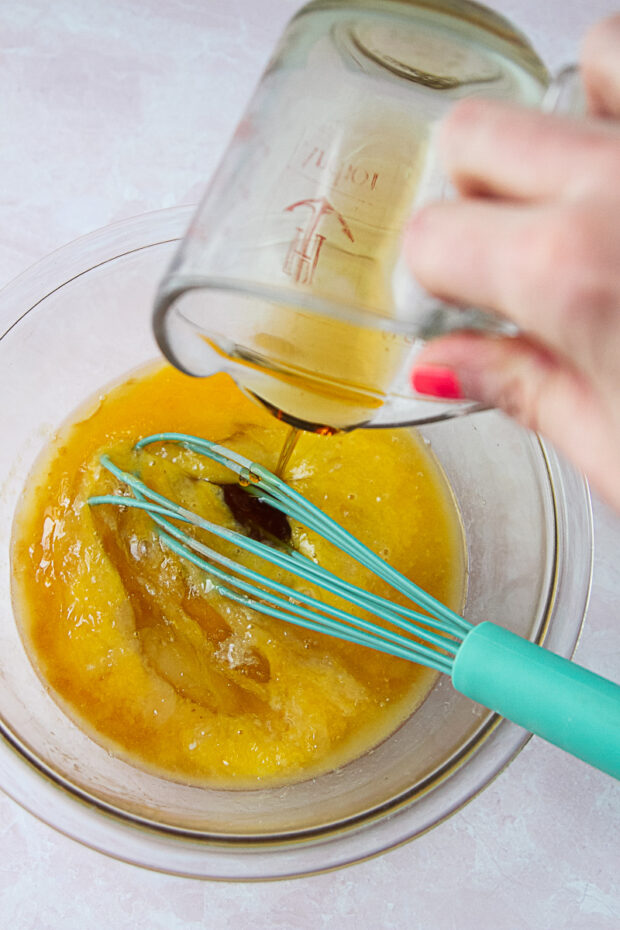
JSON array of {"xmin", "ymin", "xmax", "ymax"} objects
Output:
[{"xmin": 0, "ymin": 208, "xmax": 592, "ymax": 880}]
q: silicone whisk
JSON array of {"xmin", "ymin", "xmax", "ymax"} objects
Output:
[{"xmin": 89, "ymin": 432, "xmax": 620, "ymax": 780}]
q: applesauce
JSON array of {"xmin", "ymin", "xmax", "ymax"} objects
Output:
[{"xmin": 11, "ymin": 365, "xmax": 465, "ymax": 788}]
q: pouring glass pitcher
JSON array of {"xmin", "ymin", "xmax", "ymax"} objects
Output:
[{"xmin": 154, "ymin": 0, "xmax": 582, "ymax": 432}]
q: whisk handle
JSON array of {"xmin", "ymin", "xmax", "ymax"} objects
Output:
[{"xmin": 452, "ymin": 622, "xmax": 620, "ymax": 780}]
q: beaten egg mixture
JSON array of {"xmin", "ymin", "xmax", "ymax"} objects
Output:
[{"xmin": 11, "ymin": 366, "xmax": 465, "ymax": 787}]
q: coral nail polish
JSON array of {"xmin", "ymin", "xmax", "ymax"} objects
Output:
[{"xmin": 411, "ymin": 366, "xmax": 463, "ymax": 400}]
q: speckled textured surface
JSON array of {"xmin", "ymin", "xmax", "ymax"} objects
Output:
[{"xmin": 1, "ymin": 1, "xmax": 619, "ymax": 926}]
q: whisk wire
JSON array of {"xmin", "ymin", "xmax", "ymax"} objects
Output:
[
  {"xmin": 89, "ymin": 487, "xmax": 454, "ymax": 671},
  {"xmin": 157, "ymin": 527, "xmax": 454, "ymax": 673},
  {"xmin": 94, "ymin": 455, "xmax": 462, "ymax": 653},
  {"xmin": 134, "ymin": 433, "xmax": 471, "ymax": 638}
]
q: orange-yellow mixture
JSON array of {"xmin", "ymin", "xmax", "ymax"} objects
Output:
[{"xmin": 11, "ymin": 366, "xmax": 465, "ymax": 788}]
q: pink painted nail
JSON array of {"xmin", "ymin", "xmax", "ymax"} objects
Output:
[{"xmin": 411, "ymin": 365, "xmax": 463, "ymax": 400}]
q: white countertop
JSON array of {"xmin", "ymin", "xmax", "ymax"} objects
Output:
[{"xmin": 1, "ymin": 1, "xmax": 619, "ymax": 927}]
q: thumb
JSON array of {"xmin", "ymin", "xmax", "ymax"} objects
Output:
[{"xmin": 411, "ymin": 332, "xmax": 620, "ymax": 508}]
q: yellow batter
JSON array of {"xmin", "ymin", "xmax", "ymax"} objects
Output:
[{"xmin": 11, "ymin": 365, "xmax": 465, "ymax": 788}]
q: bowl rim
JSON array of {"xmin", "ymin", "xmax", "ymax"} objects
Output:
[{"xmin": 0, "ymin": 208, "xmax": 593, "ymax": 880}]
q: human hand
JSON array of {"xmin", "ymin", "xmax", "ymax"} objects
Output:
[{"xmin": 406, "ymin": 15, "xmax": 620, "ymax": 511}]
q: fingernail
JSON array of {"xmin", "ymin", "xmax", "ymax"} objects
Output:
[{"xmin": 411, "ymin": 365, "xmax": 463, "ymax": 400}]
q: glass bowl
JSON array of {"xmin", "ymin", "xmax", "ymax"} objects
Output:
[{"xmin": 0, "ymin": 208, "xmax": 592, "ymax": 880}]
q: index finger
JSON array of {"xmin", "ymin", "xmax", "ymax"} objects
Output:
[{"xmin": 439, "ymin": 98, "xmax": 620, "ymax": 202}]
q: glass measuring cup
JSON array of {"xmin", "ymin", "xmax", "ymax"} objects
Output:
[{"xmin": 154, "ymin": 0, "xmax": 582, "ymax": 432}]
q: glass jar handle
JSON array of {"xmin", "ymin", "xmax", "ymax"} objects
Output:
[{"xmin": 543, "ymin": 64, "xmax": 585, "ymax": 117}]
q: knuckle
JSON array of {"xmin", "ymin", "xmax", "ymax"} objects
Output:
[
  {"xmin": 492, "ymin": 349, "xmax": 558, "ymax": 436},
  {"xmin": 444, "ymin": 97, "xmax": 488, "ymax": 133},
  {"xmin": 542, "ymin": 206, "xmax": 594, "ymax": 269},
  {"xmin": 504, "ymin": 201, "xmax": 618, "ymax": 368},
  {"xmin": 578, "ymin": 134, "xmax": 620, "ymax": 190},
  {"xmin": 494, "ymin": 369, "xmax": 543, "ymax": 433},
  {"xmin": 597, "ymin": 140, "xmax": 620, "ymax": 186},
  {"xmin": 525, "ymin": 207, "xmax": 608, "ymax": 315},
  {"xmin": 440, "ymin": 98, "xmax": 503, "ymax": 153}
]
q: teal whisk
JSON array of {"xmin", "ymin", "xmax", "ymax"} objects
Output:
[{"xmin": 89, "ymin": 432, "xmax": 620, "ymax": 780}]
